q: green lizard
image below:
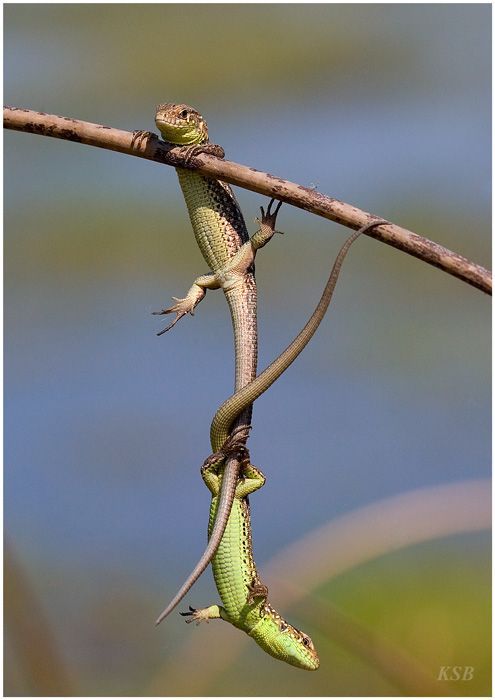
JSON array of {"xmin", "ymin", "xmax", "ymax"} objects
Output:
[{"xmin": 151, "ymin": 101, "xmax": 385, "ymax": 669}]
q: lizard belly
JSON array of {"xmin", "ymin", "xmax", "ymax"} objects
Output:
[
  {"xmin": 208, "ymin": 496, "xmax": 260, "ymax": 630},
  {"xmin": 208, "ymin": 493, "xmax": 320, "ymax": 671}
]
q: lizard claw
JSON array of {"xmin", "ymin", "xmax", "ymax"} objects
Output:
[
  {"xmin": 152, "ymin": 297, "xmax": 193, "ymax": 335},
  {"xmin": 153, "ymin": 285, "xmax": 206, "ymax": 336},
  {"xmin": 154, "ymin": 314, "xmax": 186, "ymax": 336},
  {"xmin": 179, "ymin": 605, "xmax": 209, "ymax": 625},
  {"xmin": 246, "ymin": 581, "xmax": 268, "ymax": 605},
  {"xmin": 202, "ymin": 426, "xmax": 251, "ymax": 471},
  {"xmin": 179, "ymin": 143, "xmax": 225, "ymax": 166},
  {"xmin": 258, "ymin": 198, "xmax": 284, "ymax": 235},
  {"xmin": 131, "ymin": 129, "xmax": 156, "ymax": 150}
]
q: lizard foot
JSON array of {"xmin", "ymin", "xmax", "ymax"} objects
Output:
[
  {"xmin": 152, "ymin": 285, "xmax": 206, "ymax": 335},
  {"xmin": 179, "ymin": 143, "xmax": 225, "ymax": 166},
  {"xmin": 258, "ymin": 198, "xmax": 284, "ymax": 235},
  {"xmin": 246, "ymin": 580, "xmax": 268, "ymax": 605},
  {"xmin": 202, "ymin": 426, "xmax": 251, "ymax": 470},
  {"xmin": 180, "ymin": 605, "xmax": 213, "ymax": 625},
  {"xmin": 152, "ymin": 297, "xmax": 194, "ymax": 335},
  {"xmin": 251, "ymin": 198, "xmax": 284, "ymax": 250},
  {"xmin": 131, "ymin": 129, "xmax": 157, "ymax": 150}
]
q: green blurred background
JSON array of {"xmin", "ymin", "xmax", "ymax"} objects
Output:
[{"xmin": 4, "ymin": 4, "xmax": 490, "ymax": 696}]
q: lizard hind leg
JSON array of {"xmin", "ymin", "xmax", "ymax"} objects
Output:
[
  {"xmin": 153, "ymin": 272, "xmax": 220, "ymax": 335},
  {"xmin": 152, "ymin": 283, "xmax": 206, "ymax": 335}
]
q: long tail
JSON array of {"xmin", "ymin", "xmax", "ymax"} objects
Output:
[
  {"xmin": 210, "ymin": 219, "xmax": 389, "ymax": 448},
  {"xmin": 155, "ymin": 455, "xmax": 240, "ymax": 625}
]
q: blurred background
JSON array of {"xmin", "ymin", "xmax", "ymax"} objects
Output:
[{"xmin": 4, "ymin": 4, "xmax": 490, "ymax": 696}]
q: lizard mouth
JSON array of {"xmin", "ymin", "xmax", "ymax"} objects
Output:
[{"xmin": 155, "ymin": 117, "xmax": 198, "ymax": 145}]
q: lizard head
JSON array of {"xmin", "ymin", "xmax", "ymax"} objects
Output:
[
  {"xmin": 250, "ymin": 604, "xmax": 320, "ymax": 670},
  {"xmin": 155, "ymin": 103, "xmax": 209, "ymax": 145}
]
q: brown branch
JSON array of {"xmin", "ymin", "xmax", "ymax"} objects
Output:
[{"xmin": 4, "ymin": 105, "xmax": 491, "ymax": 295}]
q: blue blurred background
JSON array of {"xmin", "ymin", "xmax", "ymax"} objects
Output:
[{"xmin": 4, "ymin": 4, "xmax": 490, "ymax": 696}]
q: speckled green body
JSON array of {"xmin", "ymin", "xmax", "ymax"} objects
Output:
[
  {"xmin": 207, "ymin": 483, "xmax": 262, "ymax": 631},
  {"xmin": 203, "ymin": 461, "xmax": 320, "ymax": 670}
]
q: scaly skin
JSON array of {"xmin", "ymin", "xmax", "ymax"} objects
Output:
[{"xmin": 188, "ymin": 459, "xmax": 319, "ymax": 671}]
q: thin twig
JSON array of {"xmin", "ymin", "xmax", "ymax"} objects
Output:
[{"xmin": 4, "ymin": 105, "xmax": 491, "ymax": 295}]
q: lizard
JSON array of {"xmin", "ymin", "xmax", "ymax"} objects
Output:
[
  {"xmin": 155, "ymin": 218, "xmax": 387, "ymax": 670},
  {"xmin": 150, "ymin": 99, "xmax": 386, "ymax": 668}
]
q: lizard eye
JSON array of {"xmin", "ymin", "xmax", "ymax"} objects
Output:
[
  {"xmin": 180, "ymin": 109, "xmax": 188, "ymax": 119},
  {"xmin": 302, "ymin": 636, "xmax": 310, "ymax": 647}
]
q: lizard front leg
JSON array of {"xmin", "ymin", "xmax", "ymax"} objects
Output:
[
  {"xmin": 153, "ymin": 199, "xmax": 282, "ymax": 335},
  {"xmin": 180, "ymin": 604, "xmax": 232, "ymax": 625}
]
